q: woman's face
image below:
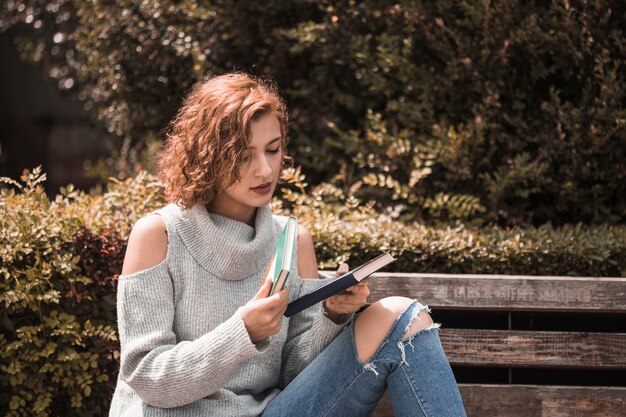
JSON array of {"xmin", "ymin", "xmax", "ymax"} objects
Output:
[{"xmin": 211, "ymin": 112, "xmax": 283, "ymax": 225}]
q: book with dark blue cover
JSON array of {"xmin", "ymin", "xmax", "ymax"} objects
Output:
[{"xmin": 284, "ymin": 252, "xmax": 396, "ymax": 317}]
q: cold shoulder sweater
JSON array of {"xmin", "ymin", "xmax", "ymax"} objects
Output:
[{"xmin": 108, "ymin": 204, "xmax": 347, "ymax": 417}]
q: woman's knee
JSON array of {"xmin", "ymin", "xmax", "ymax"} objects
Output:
[{"xmin": 353, "ymin": 297, "xmax": 433, "ymax": 363}]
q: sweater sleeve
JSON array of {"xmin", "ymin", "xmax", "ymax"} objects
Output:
[
  {"xmin": 279, "ymin": 274, "xmax": 352, "ymax": 387},
  {"xmin": 116, "ymin": 262, "xmax": 264, "ymax": 408}
]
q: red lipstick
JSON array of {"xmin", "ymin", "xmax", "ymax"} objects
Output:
[{"xmin": 251, "ymin": 182, "xmax": 272, "ymax": 195}]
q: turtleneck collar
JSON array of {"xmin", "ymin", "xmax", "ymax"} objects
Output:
[{"xmin": 169, "ymin": 203, "xmax": 278, "ymax": 281}]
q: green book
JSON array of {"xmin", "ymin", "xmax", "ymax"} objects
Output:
[{"xmin": 266, "ymin": 216, "xmax": 297, "ymax": 296}]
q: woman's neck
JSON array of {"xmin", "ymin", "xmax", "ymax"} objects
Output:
[{"xmin": 206, "ymin": 201, "xmax": 257, "ymax": 227}]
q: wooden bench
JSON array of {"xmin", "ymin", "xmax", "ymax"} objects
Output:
[{"xmin": 364, "ymin": 273, "xmax": 626, "ymax": 417}]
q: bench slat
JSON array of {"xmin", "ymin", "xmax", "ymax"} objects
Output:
[
  {"xmin": 372, "ymin": 384, "xmax": 626, "ymax": 417},
  {"xmin": 367, "ymin": 273, "xmax": 626, "ymax": 312},
  {"xmin": 440, "ymin": 328, "xmax": 626, "ymax": 369}
]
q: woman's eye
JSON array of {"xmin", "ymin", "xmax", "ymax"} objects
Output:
[{"xmin": 267, "ymin": 148, "xmax": 280, "ymax": 154}]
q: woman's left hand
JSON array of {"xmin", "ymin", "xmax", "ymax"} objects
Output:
[{"xmin": 323, "ymin": 263, "xmax": 370, "ymax": 323}]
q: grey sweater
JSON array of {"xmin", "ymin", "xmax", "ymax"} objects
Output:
[{"xmin": 108, "ymin": 203, "xmax": 347, "ymax": 417}]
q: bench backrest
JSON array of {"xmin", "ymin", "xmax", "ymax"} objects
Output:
[{"xmin": 365, "ymin": 273, "xmax": 626, "ymax": 417}]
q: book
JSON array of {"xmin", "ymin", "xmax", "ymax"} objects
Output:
[
  {"xmin": 262, "ymin": 216, "xmax": 298, "ymax": 296},
  {"xmin": 284, "ymin": 252, "xmax": 396, "ymax": 317}
]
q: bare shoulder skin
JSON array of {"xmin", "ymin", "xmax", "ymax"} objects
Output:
[
  {"xmin": 121, "ymin": 214, "xmax": 168, "ymax": 276},
  {"xmin": 296, "ymin": 224, "xmax": 319, "ymax": 279}
]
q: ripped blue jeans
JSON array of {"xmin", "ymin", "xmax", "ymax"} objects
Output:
[{"xmin": 262, "ymin": 300, "xmax": 467, "ymax": 417}]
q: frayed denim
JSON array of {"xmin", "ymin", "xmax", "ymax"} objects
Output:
[{"xmin": 262, "ymin": 300, "xmax": 467, "ymax": 417}]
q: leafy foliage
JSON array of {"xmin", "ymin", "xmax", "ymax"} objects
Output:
[
  {"xmin": 2, "ymin": 0, "xmax": 625, "ymax": 225},
  {"xmin": 277, "ymin": 167, "xmax": 626, "ymax": 276},
  {"xmin": 0, "ymin": 167, "xmax": 162, "ymax": 417}
]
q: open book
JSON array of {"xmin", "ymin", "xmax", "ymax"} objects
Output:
[
  {"xmin": 262, "ymin": 216, "xmax": 298, "ymax": 296},
  {"xmin": 284, "ymin": 252, "xmax": 396, "ymax": 317}
]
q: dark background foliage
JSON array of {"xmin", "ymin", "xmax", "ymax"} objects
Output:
[{"xmin": 2, "ymin": 0, "xmax": 625, "ymax": 226}]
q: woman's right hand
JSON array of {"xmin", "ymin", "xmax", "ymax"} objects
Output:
[{"xmin": 241, "ymin": 278, "xmax": 289, "ymax": 343}]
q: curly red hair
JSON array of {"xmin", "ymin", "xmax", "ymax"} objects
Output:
[{"xmin": 158, "ymin": 73, "xmax": 289, "ymax": 208}]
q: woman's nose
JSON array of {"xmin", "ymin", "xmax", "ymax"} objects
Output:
[{"xmin": 254, "ymin": 155, "xmax": 272, "ymax": 177}]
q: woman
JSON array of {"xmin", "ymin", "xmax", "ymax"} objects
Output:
[{"xmin": 109, "ymin": 73, "xmax": 466, "ymax": 417}]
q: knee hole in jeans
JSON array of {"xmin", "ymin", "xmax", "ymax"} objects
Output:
[{"xmin": 353, "ymin": 296, "xmax": 425, "ymax": 363}]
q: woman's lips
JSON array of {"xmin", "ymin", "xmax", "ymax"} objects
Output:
[{"xmin": 251, "ymin": 182, "xmax": 272, "ymax": 195}]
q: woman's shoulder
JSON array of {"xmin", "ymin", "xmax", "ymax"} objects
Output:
[
  {"xmin": 121, "ymin": 214, "xmax": 168, "ymax": 276},
  {"xmin": 132, "ymin": 214, "xmax": 167, "ymax": 237}
]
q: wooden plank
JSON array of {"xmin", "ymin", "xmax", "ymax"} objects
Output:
[
  {"xmin": 439, "ymin": 328, "xmax": 626, "ymax": 369},
  {"xmin": 372, "ymin": 384, "xmax": 626, "ymax": 417},
  {"xmin": 365, "ymin": 273, "xmax": 626, "ymax": 312},
  {"xmin": 462, "ymin": 385, "xmax": 626, "ymax": 417}
]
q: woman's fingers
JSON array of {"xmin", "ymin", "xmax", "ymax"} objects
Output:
[
  {"xmin": 328, "ymin": 293, "xmax": 368, "ymax": 306},
  {"xmin": 345, "ymin": 278, "xmax": 370, "ymax": 293},
  {"xmin": 242, "ymin": 286, "xmax": 289, "ymax": 342},
  {"xmin": 333, "ymin": 262, "xmax": 349, "ymax": 278}
]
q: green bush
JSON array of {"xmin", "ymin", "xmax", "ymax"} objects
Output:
[
  {"xmin": 278, "ymin": 167, "xmax": 626, "ymax": 277},
  {"xmin": 0, "ymin": 168, "xmax": 162, "ymax": 417},
  {"xmin": 2, "ymin": 1, "xmax": 625, "ymax": 225},
  {"xmin": 1, "ymin": 168, "xmax": 625, "ymax": 415}
]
